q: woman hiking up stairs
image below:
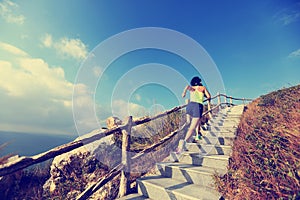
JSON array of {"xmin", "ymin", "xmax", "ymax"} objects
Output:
[{"xmin": 118, "ymin": 104, "xmax": 245, "ymax": 200}]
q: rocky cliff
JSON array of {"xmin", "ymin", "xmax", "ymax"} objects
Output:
[{"xmin": 43, "ymin": 128, "xmax": 121, "ymax": 199}]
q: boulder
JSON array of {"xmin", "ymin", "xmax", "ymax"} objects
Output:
[{"xmin": 43, "ymin": 117, "xmax": 123, "ymax": 199}]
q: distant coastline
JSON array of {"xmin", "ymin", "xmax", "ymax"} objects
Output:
[{"xmin": 0, "ymin": 131, "xmax": 76, "ymax": 157}]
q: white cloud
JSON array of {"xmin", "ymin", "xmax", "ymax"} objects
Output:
[
  {"xmin": 41, "ymin": 33, "xmax": 88, "ymax": 61},
  {"xmin": 135, "ymin": 94, "xmax": 142, "ymax": 101},
  {"xmin": 112, "ymin": 99, "xmax": 148, "ymax": 120},
  {"xmin": 274, "ymin": 4, "xmax": 300, "ymax": 26},
  {"xmin": 41, "ymin": 33, "xmax": 53, "ymax": 48},
  {"xmin": 288, "ymin": 48, "xmax": 300, "ymax": 58},
  {"xmin": 0, "ymin": 0, "xmax": 25, "ymax": 25},
  {"xmin": 279, "ymin": 12, "xmax": 300, "ymax": 25},
  {"xmin": 0, "ymin": 42, "xmax": 27, "ymax": 56},
  {"xmin": 93, "ymin": 66, "xmax": 103, "ymax": 78},
  {"xmin": 72, "ymin": 84, "xmax": 100, "ymax": 133},
  {"xmin": 55, "ymin": 37, "xmax": 88, "ymax": 60},
  {"xmin": 0, "ymin": 42, "xmax": 93, "ymax": 134}
]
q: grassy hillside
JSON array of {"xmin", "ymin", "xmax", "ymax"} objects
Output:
[{"xmin": 216, "ymin": 85, "xmax": 300, "ymax": 199}]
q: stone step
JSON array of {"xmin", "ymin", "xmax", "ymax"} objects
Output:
[
  {"xmin": 206, "ymin": 125, "xmax": 237, "ymax": 132},
  {"xmin": 225, "ymin": 114, "xmax": 243, "ymax": 119},
  {"xmin": 156, "ymin": 162, "xmax": 226, "ymax": 188},
  {"xmin": 186, "ymin": 143, "xmax": 232, "ymax": 156},
  {"xmin": 118, "ymin": 105, "xmax": 244, "ymax": 200},
  {"xmin": 137, "ymin": 176, "xmax": 221, "ymax": 200},
  {"xmin": 208, "ymin": 117, "xmax": 241, "ymax": 124},
  {"xmin": 178, "ymin": 154, "xmax": 229, "ymax": 169},
  {"xmin": 117, "ymin": 193, "xmax": 152, "ymax": 200},
  {"xmin": 206, "ymin": 122, "xmax": 239, "ymax": 130},
  {"xmin": 208, "ymin": 120, "xmax": 238, "ymax": 126},
  {"xmin": 228, "ymin": 105, "xmax": 245, "ymax": 112},
  {"xmin": 208, "ymin": 115, "xmax": 228, "ymax": 122},
  {"xmin": 200, "ymin": 135, "xmax": 235, "ymax": 145},
  {"xmin": 201, "ymin": 130, "xmax": 236, "ymax": 138},
  {"xmin": 226, "ymin": 112, "xmax": 244, "ymax": 117}
]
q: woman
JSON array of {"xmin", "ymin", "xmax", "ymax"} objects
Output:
[{"xmin": 177, "ymin": 76, "xmax": 211, "ymax": 153}]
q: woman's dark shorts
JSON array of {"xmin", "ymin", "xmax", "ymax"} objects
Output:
[{"xmin": 186, "ymin": 102, "xmax": 203, "ymax": 118}]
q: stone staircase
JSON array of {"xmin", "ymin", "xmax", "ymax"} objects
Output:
[{"xmin": 117, "ymin": 105, "xmax": 245, "ymax": 200}]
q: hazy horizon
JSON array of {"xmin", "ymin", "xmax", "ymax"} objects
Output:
[{"xmin": 0, "ymin": 131, "xmax": 76, "ymax": 157}]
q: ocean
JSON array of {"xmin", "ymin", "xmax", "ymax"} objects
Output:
[{"xmin": 0, "ymin": 131, "xmax": 76, "ymax": 157}]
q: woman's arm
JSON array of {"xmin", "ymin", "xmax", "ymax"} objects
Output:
[
  {"xmin": 204, "ymin": 87, "xmax": 211, "ymax": 101},
  {"xmin": 182, "ymin": 85, "xmax": 194, "ymax": 98}
]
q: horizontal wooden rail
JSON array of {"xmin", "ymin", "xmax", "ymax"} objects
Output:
[
  {"xmin": 76, "ymin": 163, "xmax": 124, "ymax": 200},
  {"xmin": 202, "ymin": 102, "xmax": 228, "ymax": 116},
  {"xmin": 132, "ymin": 124, "xmax": 188, "ymax": 160},
  {"xmin": 0, "ymin": 126, "xmax": 124, "ymax": 176},
  {"xmin": 218, "ymin": 93, "xmax": 253, "ymax": 101},
  {"xmin": 0, "ymin": 107, "xmax": 184, "ymax": 176}
]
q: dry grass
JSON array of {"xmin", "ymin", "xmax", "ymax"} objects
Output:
[
  {"xmin": 215, "ymin": 85, "xmax": 300, "ymax": 199},
  {"xmin": 0, "ymin": 162, "xmax": 51, "ymax": 200}
]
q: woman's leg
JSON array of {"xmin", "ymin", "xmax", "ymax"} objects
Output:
[
  {"xmin": 195, "ymin": 118, "xmax": 202, "ymax": 140},
  {"xmin": 196, "ymin": 104, "xmax": 204, "ymax": 140},
  {"xmin": 177, "ymin": 117, "xmax": 200, "ymax": 153},
  {"xmin": 184, "ymin": 117, "xmax": 200, "ymax": 142},
  {"xmin": 186, "ymin": 114, "xmax": 191, "ymax": 125}
]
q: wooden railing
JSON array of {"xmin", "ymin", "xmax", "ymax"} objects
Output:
[{"xmin": 0, "ymin": 93, "xmax": 252, "ymax": 199}]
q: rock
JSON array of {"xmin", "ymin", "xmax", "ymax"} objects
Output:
[
  {"xmin": 106, "ymin": 116, "xmax": 123, "ymax": 129},
  {"xmin": 43, "ymin": 117, "xmax": 123, "ymax": 199}
]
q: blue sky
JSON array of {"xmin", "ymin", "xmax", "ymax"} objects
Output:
[{"xmin": 0, "ymin": 0, "xmax": 299, "ymax": 136}]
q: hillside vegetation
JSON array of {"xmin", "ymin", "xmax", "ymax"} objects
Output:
[{"xmin": 216, "ymin": 85, "xmax": 300, "ymax": 199}]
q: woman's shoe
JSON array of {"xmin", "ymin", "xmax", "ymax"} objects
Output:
[
  {"xmin": 176, "ymin": 140, "xmax": 188, "ymax": 154},
  {"xmin": 196, "ymin": 135, "xmax": 202, "ymax": 140}
]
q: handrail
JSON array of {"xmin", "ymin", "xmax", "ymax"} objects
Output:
[
  {"xmin": 76, "ymin": 123, "xmax": 189, "ymax": 200},
  {"xmin": 0, "ymin": 93, "xmax": 252, "ymax": 199},
  {"xmin": 76, "ymin": 163, "xmax": 124, "ymax": 200},
  {"xmin": 0, "ymin": 105, "xmax": 187, "ymax": 176},
  {"xmin": 218, "ymin": 93, "xmax": 253, "ymax": 101}
]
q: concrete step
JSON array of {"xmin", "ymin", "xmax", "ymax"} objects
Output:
[
  {"xmin": 226, "ymin": 112, "xmax": 244, "ymax": 117},
  {"xmin": 208, "ymin": 117, "xmax": 240, "ymax": 125},
  {"xmin": 117, "ymin": 193, "xmax": 152, "ymax": 200},
  {"xmin": 156, "ymin": 162, "xmax": 226, "ymax": 188},
  {"xmin": 228, "ymin": 105, "xmax": 245, "ymax": 112},
  {"xmin": 201, "ymin": 130, "xmax": 236, "ymax": 138},
  {"xmin": 137, "ymin": 176, "xmax": 221, "ymax": 200},
  {"xmin": 208, "ymin": 115, "xmax": 228, "ymax": 123},
  {"xmin": 206, "ymin": 125, "xmax": 237, "ymax": 132},
  {"xmin": 178, "ymin": 153, "xmax": 229, "ymax": 169},
  {"xmin": 225, "ymin": 114, "xmax": 243, "ymax": 119},
  {"xmin": 206, "ymin": 123, "xmax": 239, "ymax": 130},
  {"xmin": 200, "ymin": 135, "xmax": 235, "ymax": 146},
  {"xmin": 186, "ymin": 143, "xmax": 232, "ymax": 156},
  {"xmin": 117, "ymin": 105, "xmax": 244, "ymax": 200}
]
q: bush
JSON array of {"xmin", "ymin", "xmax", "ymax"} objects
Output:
[{"xmin": 0, "ymin": 162, "xmax": 51, "ymax": 200}]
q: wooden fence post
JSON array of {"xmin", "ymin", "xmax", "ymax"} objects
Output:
[
  {"xmin": 207, "ymin": 101, "xmax": 212, "ymax": 118},
  {"xmin": 223, "ymin": 95, "xmax": 227, "ymax": 104},
  {"xmin": 217, "ymin": 92, "xmax": 221, "ymax": 105},
  {"xmin": 230, "ymin": 96, "xmax": 233, "ymax": 105},
  {"xmin": 118, "ymin": 116, "xmax": 132, "ymax": 198}
]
